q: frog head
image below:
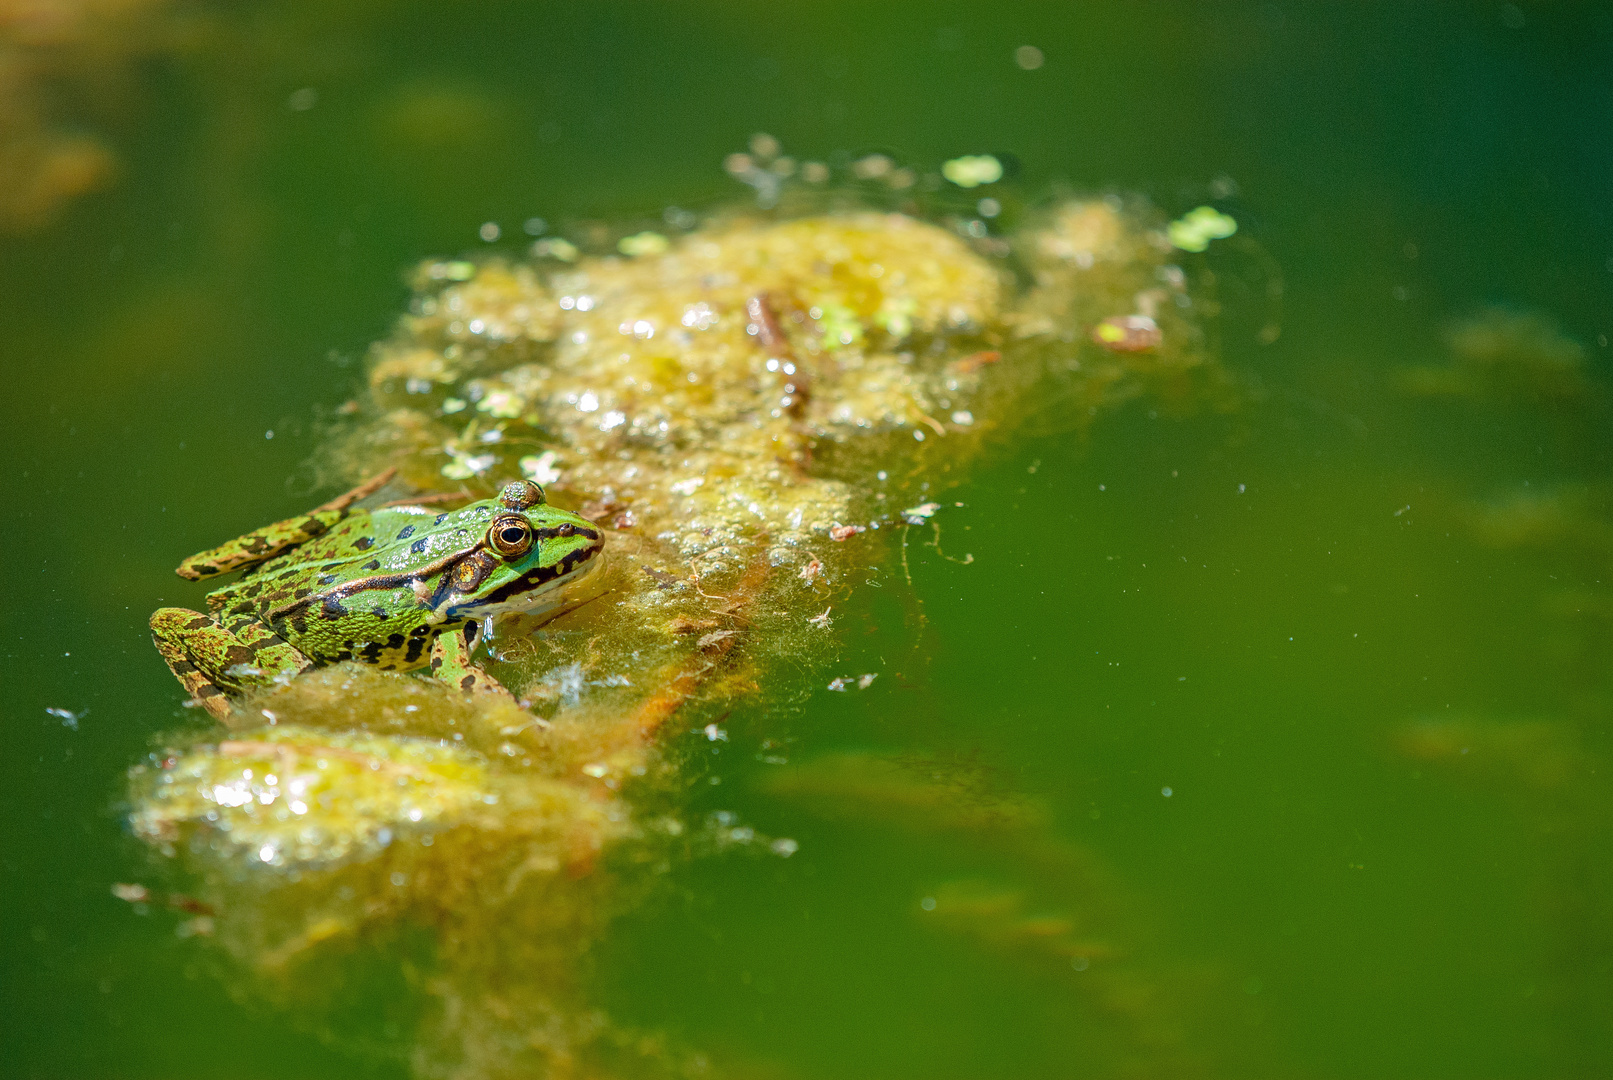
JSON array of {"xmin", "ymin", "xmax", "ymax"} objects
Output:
[{"xmin": 437, "ymin": 480, "xmax": 606, "ymax": 623}]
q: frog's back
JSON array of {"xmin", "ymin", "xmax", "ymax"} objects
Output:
[
  {"xmin": 237, "ymin": 506, "xmax": 459, "ymax": 575},
  {"xmin": 261, "ymin": 508, "xmax": 418, "ymax": 568},
  {"xmin": 203, "ymin": 507, "xmax": 462, "ymax": 670}
]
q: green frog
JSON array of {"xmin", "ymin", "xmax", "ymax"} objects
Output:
[{"xmin": 150, "ymin": 472, "xmax": 606, "ymax": 720}]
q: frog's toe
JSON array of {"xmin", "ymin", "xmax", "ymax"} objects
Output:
[
  {"xmin": 456, "ymin": 666, "xmax": 514, "ymax": 699},
  {"xmin": 428, "ymin": 626, "xmax": 514, "ymax": 700},
  {"xmin": 150, "ymin": 606, "xmax": 214, "ymax": 636},
  {"xmin": 149, "ymin": 607, "xmax": 234, "ymax": 721}
]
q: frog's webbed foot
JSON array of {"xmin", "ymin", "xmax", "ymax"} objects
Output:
[
  {"xmin": 429, "ymin": 623, "xmax": 514, "ymax": 699},
  {"xmin": 151, "ymin": 609, "xmax": 234, "ymax": 720},
  {"xmin": 150, "ymin": 607, "xmax": 315, "ymax": 723}
]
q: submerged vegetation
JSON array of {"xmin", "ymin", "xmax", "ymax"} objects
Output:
[
  {"xmin": 1388, "ymin": 302, "xmax": 1613, "ymax": 1067},
  {"xmin": 128, "ymin": 155, "xmax": 1244, "ymax": 1077}
]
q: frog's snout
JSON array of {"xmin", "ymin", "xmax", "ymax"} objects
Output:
[{"xmin": 567, "ymin": 514, "xmax": 607, "ymax": 555}]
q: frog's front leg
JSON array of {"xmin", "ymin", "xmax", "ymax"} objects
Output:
[
  {"xmin": 150, "ymin": 608, "xmax": 314, "ymax": 722},
  {"xmin": 428, "ymin": 623, "xmax": 513, "ymax": 698}
]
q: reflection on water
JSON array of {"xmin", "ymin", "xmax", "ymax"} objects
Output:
[{"xmin": 4, "ymin": 1, "xmax": 1613, "ymax": 1078}]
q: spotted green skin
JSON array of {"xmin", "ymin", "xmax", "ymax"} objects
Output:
[{"xmin": 150, "ymin": 477, "xmax": 604, "ymax": 718}]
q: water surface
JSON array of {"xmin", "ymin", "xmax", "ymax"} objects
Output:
[{"xmin": 4, "ymin": 2, "xmax": 1612, "ymax": 1077}]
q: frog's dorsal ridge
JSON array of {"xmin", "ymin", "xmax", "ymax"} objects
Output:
[{"xmin": 261, "ymin": 545, "xmax": 479, "ymax": 623}]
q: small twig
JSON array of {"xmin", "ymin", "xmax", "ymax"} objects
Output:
[
  {"xmin": 748, "ymin": 292, "xmax": 811, "ymax": 417},
  {"xmin": 925, "ymin": 521, "xmax": 974, "ymax": 565},
  {"xmin": 380, "ymin": 491, "xmax": 470, "ymax": 508},
  {"xmin": 900, "ymin": 524, "xmax": 916, "ymax": 590},
  {"xmin": 689, "ymin": 551, "xmax": 731, "ymax": 602}
]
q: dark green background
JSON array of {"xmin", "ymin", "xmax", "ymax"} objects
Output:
[{"xmin": 4, "ymin": 2, "xmax": 1612, "ymax": 1076}]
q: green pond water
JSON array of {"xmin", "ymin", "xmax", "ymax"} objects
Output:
[{"xmin": 5, "ymin": 2, "xmax": 1613, "ymax": 1077}]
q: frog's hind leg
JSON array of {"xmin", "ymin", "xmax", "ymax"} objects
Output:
[
  {"xmin": 428, "ymin": 623, "xmax": 513, "ymax": 699},
  {"xmin": 176, "ymin": 468, "xmax": 397, "ymax": 581},
  {"xmin": 150, "ymin": 608, "xmax": 314, "ymax": 722},
  {"xmin": 150, "ymin": 610, "xmax": 232, "ymax": 720}
]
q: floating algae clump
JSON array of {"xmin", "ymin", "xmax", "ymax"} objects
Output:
[
  {"xmin": 134, "ymin": 723, "xmax": 498, "ymax": 868},
  {"xmin": 1396, "ymin": 306, "xmax": 1599, "ymax": 405},
  {"xmin": 347, "ymin": 202, "xmax": 1218, "ymax": 680},
  {"xmin": 131, "ymin": 665, "xmax": 640, "ymax": 1077},
  {"xmin": 130, "ymin": 189, "xmax": 1232, "ymax": 1078},
  {"xmin": 365, "ymin": 212, "xmax": 1007, "ymax": 541}
]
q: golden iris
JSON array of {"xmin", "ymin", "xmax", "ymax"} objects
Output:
[{"xmin": 487, "ymin": 515, "xmax": 534, "ymax": 557}]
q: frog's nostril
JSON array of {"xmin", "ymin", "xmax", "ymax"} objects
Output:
[{"xmin": 557, "ymin": 523, "xmax": 576, "ymax": 537}]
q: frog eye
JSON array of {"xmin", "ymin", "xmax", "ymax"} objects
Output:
[{"xmin": 487, "ymin": 515, "xmax": 534, "ymax": 558}]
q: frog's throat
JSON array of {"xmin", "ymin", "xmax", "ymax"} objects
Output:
[{"xmin": 440, "ymin": 545, "xmax": 605, "ymax": 623}]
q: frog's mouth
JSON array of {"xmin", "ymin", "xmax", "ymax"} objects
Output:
[
  {"xmin": 443, "ymin": 545, "xmax": 607, "ymax": 625},
  {"xmin": 480, "ymin": 550, "xmax": 611, "ymax": 653}
]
